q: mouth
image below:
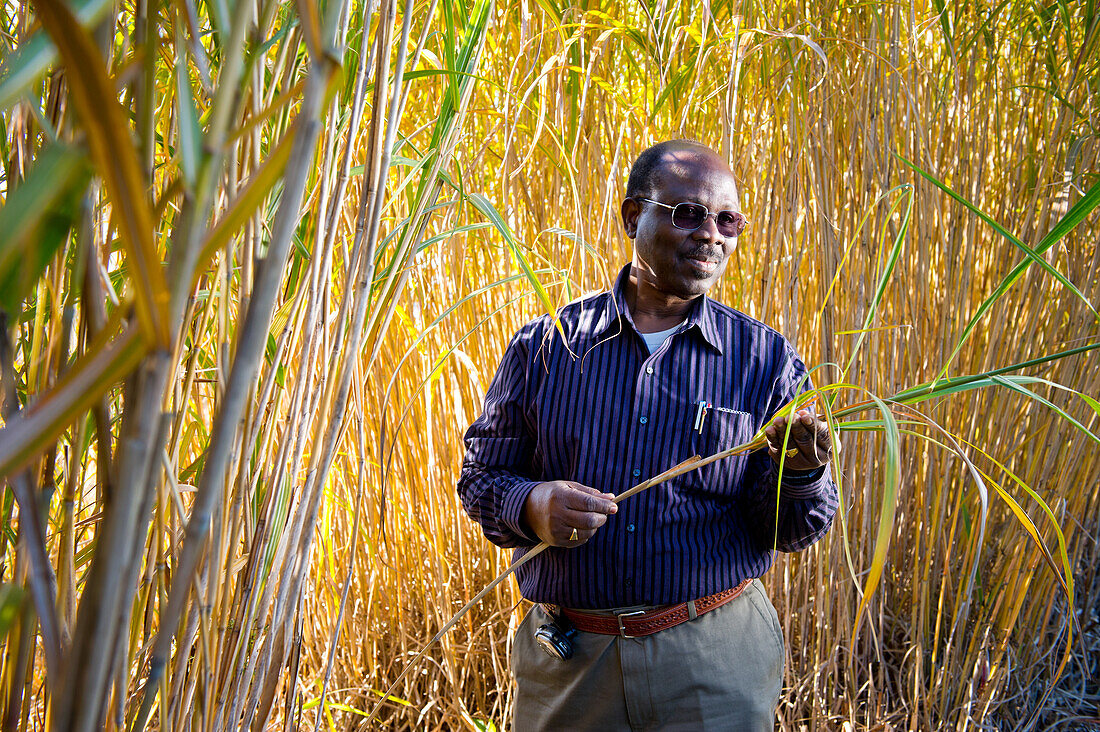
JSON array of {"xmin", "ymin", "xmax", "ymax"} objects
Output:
[{"xmin": 685, "ymin": 253, "xmax": 720, "ymax": 274}]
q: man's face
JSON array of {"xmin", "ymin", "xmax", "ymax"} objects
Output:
[{"xmin": 622, "ymin": 150, "xmax": 742, "ymax": 301}]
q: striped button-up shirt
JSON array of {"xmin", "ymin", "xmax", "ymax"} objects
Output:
[{"xmin": 458, "ymin": 266, "xmax": 838, "ymax": 608}]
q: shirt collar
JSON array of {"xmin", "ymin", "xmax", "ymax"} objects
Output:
[{"xmin": 593, "ymin": 264, "xmax": 724, "ymax": 355}]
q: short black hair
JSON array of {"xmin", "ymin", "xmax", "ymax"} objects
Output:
[{"xmin": 625, "ymin": 139, "xmax": 713, "ymax": 200}]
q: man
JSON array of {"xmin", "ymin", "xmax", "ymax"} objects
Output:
[{"xmin": 458, "ymin": 140, "xmax": 838, "ymax": 730}]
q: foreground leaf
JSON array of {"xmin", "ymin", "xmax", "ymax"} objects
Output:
[
  {"xmin": 849, "ymin": 393, "xmax": 901, "ymax": 647},
  {"xmin": 0, "ymin": 320, "xmax": 147, "ymax": 478},
  {"xmin": 33, "ymin": 0, "xmax": 171, "ymax": 347},
  {"xmin": 0, "ymin": 0, "xmax": 113, "ymax": 111},
  {"xmin": 0, "ymin": 143, "xmax": 90, "ymax": 313}
]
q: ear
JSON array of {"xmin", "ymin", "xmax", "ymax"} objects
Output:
[{"xmin": 621, "ymin": 197, "xmax": 641, "ymax": 239}]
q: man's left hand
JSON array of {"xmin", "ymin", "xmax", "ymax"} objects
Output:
[{"xmin": 763, "ymin": 408, "xmax": 837, "ymax": 472}]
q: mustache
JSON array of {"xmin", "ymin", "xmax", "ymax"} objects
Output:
[{"xmin": 685, "ymin": 246, "xmax": 723, "ymax": 263}]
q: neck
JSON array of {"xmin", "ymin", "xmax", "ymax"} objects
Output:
[{"xmin": 625, "ymin": 267, "xmax": 697, "ymax": 333}]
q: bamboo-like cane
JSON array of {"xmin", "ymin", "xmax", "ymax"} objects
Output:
[{"xmin": 129, "ymin": 22, "xmax": 336, "ymax": 732}]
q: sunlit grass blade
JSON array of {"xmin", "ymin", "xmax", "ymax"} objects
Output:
[
  {"xmin": 893, "ymin": 422, "xmax": 1071, "ymax": 601},
  {"xmin": 874, "ymin": 341, "xmax": 1099, "ymax": 409},
  {"xmin": 896, "ymin": 154, "xmax": 1086, "ymax": 300},
  {"xmin": 936, "ymin": 177, "xmax": 1100, "ymax": 381},
  {"xmin": 974, "ymin": 446, "xmax": 1077, "ymax": 690},
  {"xmin": 981, "ymin": 463, "xmax": 1071, "ymax": 600},
  {"xmin": 228, "ymin": 79, "xmax": 306, "ymax": 144},
  {"xmin": 901, "ymin": 416, "xmax": 1078, "ymax": 699},
  {"xmin": 988, "ymin": 375, "xmax": 1099, "ymax": 444},
  {"xmin": 1036, "ymin": 178, "xmax": 1100, "ymax": 249},
  {"xmin": 849, "ymin": 393, "xmax": 900, "ymax": 649},
  {"xmin": 467, "ymin": 192, "xmax": 567, "ymax": 341},
  {"xmin": 896, "ymin": 153, "xmax": 1098, "ymax": 379},
  {"xmin": 842, "ymin": 185, "xmax": 913, "ymax": 380}
]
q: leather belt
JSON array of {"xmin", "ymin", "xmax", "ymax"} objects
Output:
[{"xmin": 552, "ymin": 579, "xmax": 752, "ymax": 638}]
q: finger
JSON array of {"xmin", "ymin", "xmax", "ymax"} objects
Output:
[
  {"xmin": 814, "ymin": 420, "xmax": 835, "ymax": 454},
  {"xmin": 560, "ymin": 506, "xmax": 611, "ymax": 531},
  {"xmin": 555, "ymin": 518, "xmax": 597, "ymax": 545},
  {"xmin": 769, "ymin": 445, "xmax": 799, "ymax": 463},
  {"xmin": 563, "ymin": 484, "xmax": 617, "ymax": 515},
  {"xmin": 569, "ymin": 482, "xmax": 611, "ymax": 496},
  {"xmin": 788, "ymin": 419, "xmax": 815, "ymax": 447},
  {"xmin": 791, "ymin": 415, "xmax": 824, "ymax": 462},
  {"xmin": 765, "ymin": 415, "xmax": 788, "ymax": 435},
  {"xmin": 768, "ymin": 409, "xmax": 812, "ymax": 437},
  {"xmin": 764, "ymin": 418, "xmax": 791, "ymax": 450},
  {"xmin": 566, "ymin": 482, "xmax": 619, "ymax": 506}
]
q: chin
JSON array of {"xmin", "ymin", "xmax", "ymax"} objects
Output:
[
  {"xmin": 676, "ymin": 277, "xmax": 717, "ymax": 299},
  {"xmin": 680, "ymin": 260, "xmax": 726, "ymax": 291},
  {"xmin": 691, "ymin": 266, "xmax": 724, "ymax": 285}
]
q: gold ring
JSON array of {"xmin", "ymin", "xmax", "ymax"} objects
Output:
[
  {"xmin": 569, "ymin": 527, "xmax": 579, "ymax": 541},
  {"xmin": 785, "ymin": 447, "xmax": 799, "ymax": 458}
]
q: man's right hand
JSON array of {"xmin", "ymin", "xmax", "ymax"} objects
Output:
[{"xmin": 522, "ymin": 481, "xmax": 618, "ymax": 547}]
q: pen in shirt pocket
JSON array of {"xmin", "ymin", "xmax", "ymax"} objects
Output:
[
  {"xmin": 692, "ymin": 400, "xmax": 711, "ymax": 433},
  {"xmin": 693, "ymin": 401, "xmax": 754, "ymax": 434}
]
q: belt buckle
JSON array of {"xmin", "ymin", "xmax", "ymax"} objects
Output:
[{"xmin": 614, "ymin": 609, "xmax": 647, "ymax": 639}]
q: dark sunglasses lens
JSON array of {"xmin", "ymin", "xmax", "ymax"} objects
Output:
[
  {"xmin": 671, "ymin": 203, "xmax": 707, "ymax": 229},
  {"xmin": 716, "ymin": 211, "xmax": 746, "ymax": 236}
]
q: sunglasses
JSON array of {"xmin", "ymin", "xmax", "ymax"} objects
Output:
[{"xmin": 636, "ymin": 198, "xmax": 748, "ymax": 237}]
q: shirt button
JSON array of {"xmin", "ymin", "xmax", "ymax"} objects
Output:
[
  {"xmin": 625, "ymin": 578, "xmax": 633, "ymax": 586},
  {"xmin": 632, "ymin": 468, "xmax": 641, "ymax": 477},
  {"xmin": 627, "ymin": 523, "xmax": 635, "ymax": 532},
  {"xmin": 639, "ymin": 416, "xmax": 648, "ymax": 425},
  {"xmin": 645, "ymin": 366, "xmax": 654, "ymax": 375}
]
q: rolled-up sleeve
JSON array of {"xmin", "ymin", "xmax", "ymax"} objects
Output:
[
  {"xmin": 457, "ymin": 323, "xmax": 545, "ymax": 548},
  {"xmin": 741, "ymin": 343, "xmax": 839, "ymax": 552}
]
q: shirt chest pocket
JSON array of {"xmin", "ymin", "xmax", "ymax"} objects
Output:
[{"xmin": 681, "ymin": 408, "xmax": 757, "ymax": 496}]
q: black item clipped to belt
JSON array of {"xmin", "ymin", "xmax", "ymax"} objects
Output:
[{"xmin": 534, "ymin": 610, "xmax": 577, "ymax": 660}]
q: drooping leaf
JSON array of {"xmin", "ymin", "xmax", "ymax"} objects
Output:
[
  {"xmin": 174, "ymin": 29, "xmax": 203, "ymax": 187},
  {"xmin": 0, "ymin": 0, "xmax": 114, "ymax": 111},
  {"xmin": 33, "ymin": 0, "xmax": 171, "ymax": 347},
  {"xmin": 0, "ymin": 321, "xmax": 147, "ymax": 478},
  {"xmin": 0, "ymin": 584, "xmax": 23, "ymax": 638},
  {"xmin": 467, "ymin": 191, "xmax": 565, "ymax": 340},
  {"xmin": 896, "ymin": 153, "xmax": 1099, "ymax": 381},
  {"xmin": 0, "ymin": 143, "xmax": 90, "ymax": 313},
  {"xmin": 850, "ymin": 393, "xmax": 901, "ymax": 645}
]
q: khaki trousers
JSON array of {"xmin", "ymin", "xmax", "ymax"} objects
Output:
[{"xmin": 512, "ymin": 579, "xmax": 784, "ymax": 731}]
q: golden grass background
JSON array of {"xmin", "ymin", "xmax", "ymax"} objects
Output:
[
  {"xmin": 310, "ymin": 3, "xmax": 1099, "ymax": 728},
  {"xmin": 0, "ymin": 0, "xmax": 1097, "ymax": 729}
]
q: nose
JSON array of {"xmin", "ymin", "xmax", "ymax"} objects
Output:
[{"xmin": 691, "ymin": 212, "xmax": 726, "ymax": 243}]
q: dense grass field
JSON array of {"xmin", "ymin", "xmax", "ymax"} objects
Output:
[{"xmin": 0, "ymin": 0, "xmax": 1097, "ymax": 729}]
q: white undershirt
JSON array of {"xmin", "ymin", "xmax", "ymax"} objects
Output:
[{"xmin": 639, "ymin": 323, "xmax": 684, "ymax": 353}]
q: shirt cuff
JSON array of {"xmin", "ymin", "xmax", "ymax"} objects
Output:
[
  {"xmin": 776, "ymin": 464, "xmax": 830, "ymax": 499},
  {"xmin": 501, "ymin": 479, "xmax": 541, "ymax": 543}
]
